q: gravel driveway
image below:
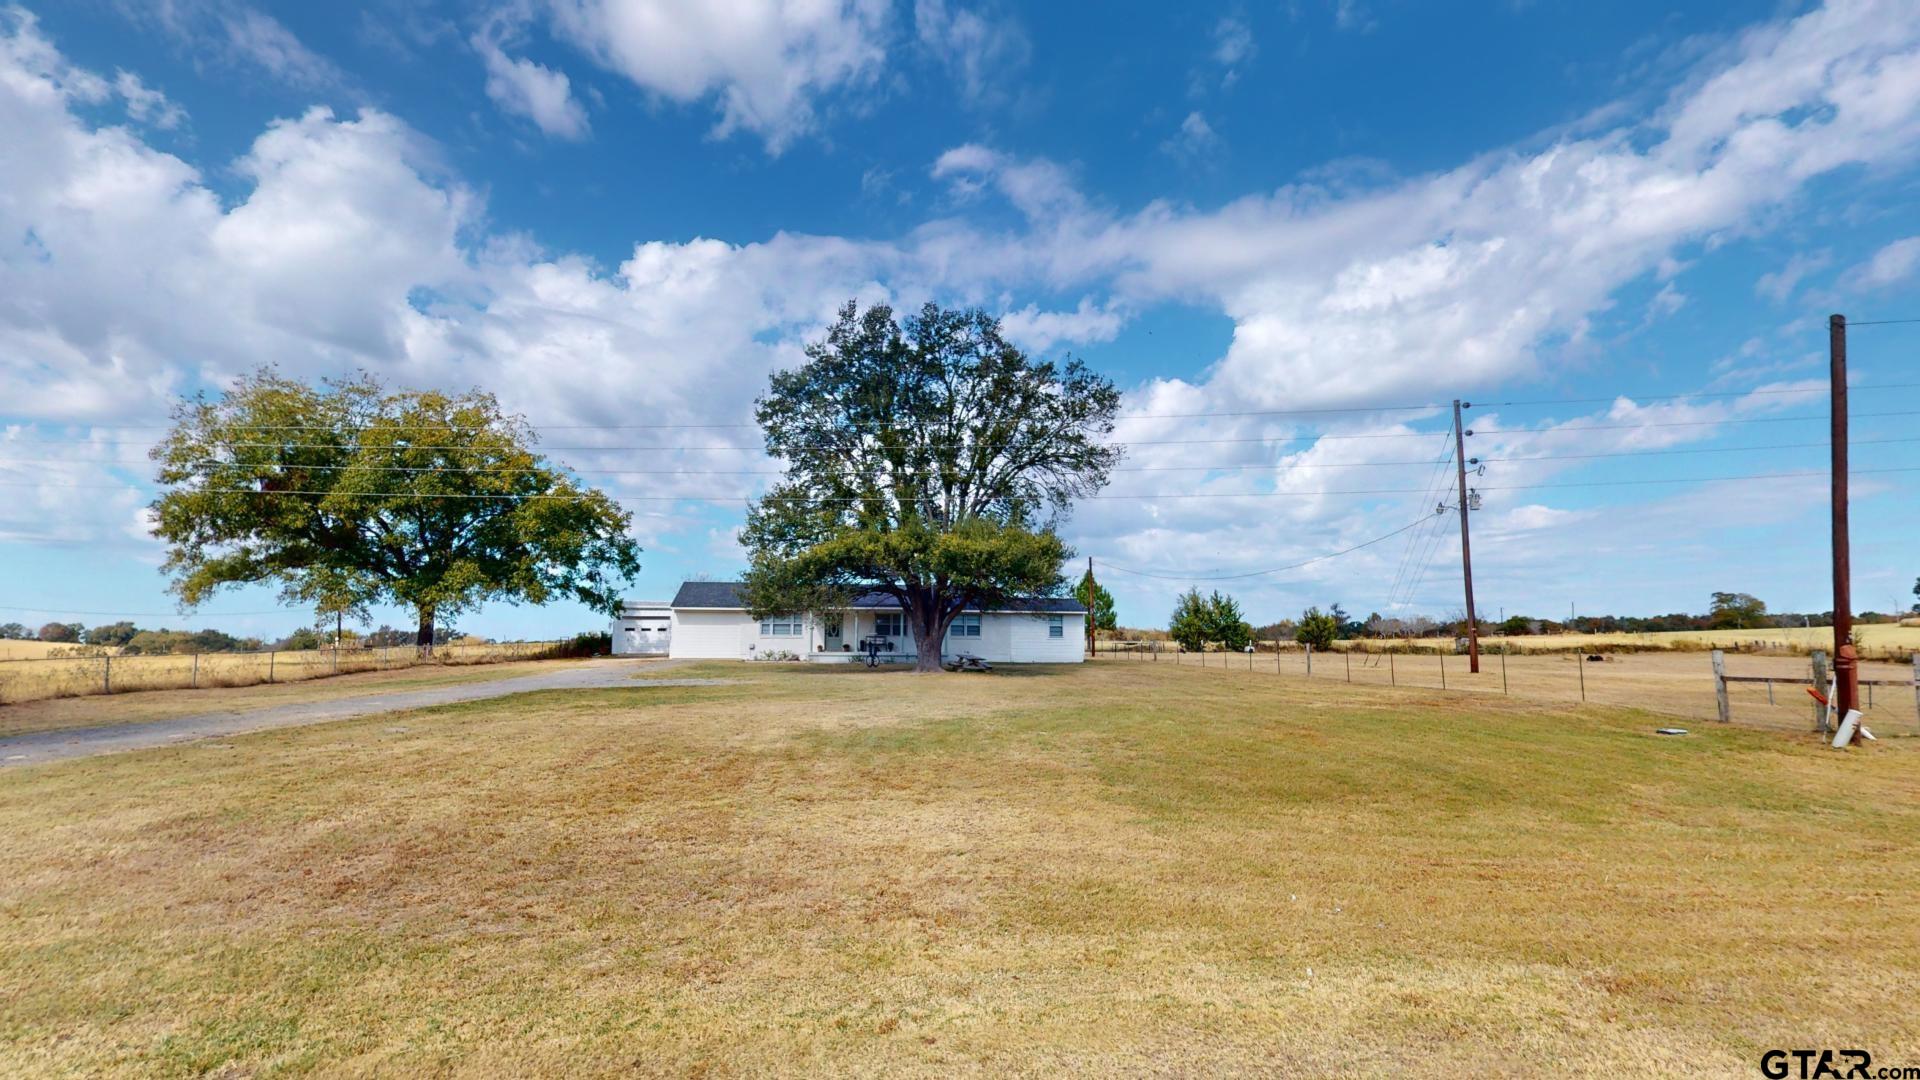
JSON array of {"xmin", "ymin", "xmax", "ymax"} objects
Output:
[{"xmin": 0, "ymin": 659, "xmax": 733, "ymax": 769}]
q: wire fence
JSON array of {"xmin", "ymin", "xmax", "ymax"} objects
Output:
[
  {"xmin": 1092, "ymin": 640, "xmax": 1920, "ymax": 736},
  {"xmin": 0, "ymin": 640, "xmax": 585, "ymax": 706}
]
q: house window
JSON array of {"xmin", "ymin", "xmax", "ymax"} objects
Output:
[
  {"xmin": 759, "ymin": 615, "xmax": 803, "ymax": 636},
  {"xmin": 873, "ymin": 612, "xmax": 905, "ymax": 638},
  {"xmin": 949, "ymin": 613, "xmax": 982, "ymax": 638},
  {"xmin": 1048, "ymin": 615, "xmax": 1064, "ymax": 638}
]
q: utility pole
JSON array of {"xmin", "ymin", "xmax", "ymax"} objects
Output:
[
  {"xmin": 1452, "ymin": 400, "xmax": 1481, "ymax": 673},
  {"xmin": 1830, "ymin": 314, "xmax": 1859, "ymax": 725}
]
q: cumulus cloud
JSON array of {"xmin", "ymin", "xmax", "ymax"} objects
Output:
[
  {"xmin": 5, "ymin": 0, "xmax": 1920, "ymax": 605},
  {"xmin": 474, "ymin": 35, "xmax": 590, "ymax": 140},
  {"xmin": 543, "ymin": 0, "xmax": 890, "ymax": 152}
]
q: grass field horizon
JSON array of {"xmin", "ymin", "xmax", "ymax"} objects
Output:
[{"xmin": 3, "ymin": 660, "xmax": 1916, "ymax": 1074}]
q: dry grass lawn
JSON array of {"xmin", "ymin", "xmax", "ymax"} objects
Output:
[{"xmin": 2, "ymin": 660, "xmax": 1918, "ymax": 1076}]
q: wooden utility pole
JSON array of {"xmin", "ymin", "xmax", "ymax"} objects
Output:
[
  {"xmin": 1830, "ymin": 314, "xmax": 1859, "ymax": 725},
  {"xmin": 1453, "ymin": 400, "xmax": 1481, "ymax": 673}
]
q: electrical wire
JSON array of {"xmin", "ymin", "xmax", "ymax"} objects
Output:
[{"xmin": 1097, "ymin": 515, "xmax": 1439, "ymax": 581}]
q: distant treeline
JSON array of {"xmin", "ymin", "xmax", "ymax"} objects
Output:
[{"xmin": 1, "ymin": 620, "xmax": 468, "ymax": 655}]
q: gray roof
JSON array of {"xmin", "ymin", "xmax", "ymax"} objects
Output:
[{"xmin": 669, "ymin": 581, "xmax": 1084, "ymax": 614}]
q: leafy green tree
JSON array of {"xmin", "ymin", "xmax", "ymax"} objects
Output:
[
  {"xmin": 1912, "ymin": 576, "xmax": 1918, "ymax": 613},
  {"xmin": 1708, "ymin": 591, "xmax": 1768, "ymax": 630},
  {"xmin": 150, "ymin": 369, "xmax": 641, "ymax": 652},
  {"xmin": 37, "ymin": 622, "xmax": 82, "ymax": 643},
  {"xmin": 1207, "ymin": 591, "xmax": 1253, "ymax": 650},
  {"xmin": 84, "ymin": 621, "xmax": 140, "ymax": 647},
  {"xmin": 0, "ymin": 622, "xmax": 27, "ymax": 639},
  {"xmin": 1076, "ymin": 571, "xmax": 1118, "ymax": 632},
  {"xmin": 1169, "ymin": 588, "xmax": 1211, "ymax": 651},
  {"xmin": 1295, "ymin": 607, "xmax": 1338, "ymax": 651},
  {"xmin": 280, "ymin": 627, "xmax": 323, "ymax": 651},
  {"xmin": 1169, "ymin": 588, "xmax": 1252, "ymax": 650},
  {"xmin": 740, "ymin": 302, "xmax": 1120, "ymax": 672}
]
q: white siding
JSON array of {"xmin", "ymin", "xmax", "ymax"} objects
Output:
[
  {"xmin": 1007, "ymin": 612, "xmax": 1085, "ymax": 663},
  {"xmin": 665, "ymin": 607, "xmax": 1086, "ymax": 663},
  {"xmin": 670, "ymin": 610, "xmax": 753, "ymax": 659}
]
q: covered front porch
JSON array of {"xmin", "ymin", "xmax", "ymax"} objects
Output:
[{"xmin": 804, "ymin": 608, "xmax": 916, "ymax": 663}]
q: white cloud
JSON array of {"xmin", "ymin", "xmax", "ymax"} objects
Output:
[
  {"xmin": 914, "ymin": 0, "xmax": 1029, "ymax": 106},
  {"xmin": 1161, "ymin": 110, "xmax": 1222, "ymax": 162},
  {"xmin": 996, "ymin": 298, "xmax": 1124, "ymax": 353},
  {"xmin": 112, "ymin": 70, "xmax": 185, "ymax": 129},
  {"xmin": 543, "ymin": 0, "xmax": 890, "ymax": 153},
  {"xmin": 1754, "ymin": 250, "xmax": 1830, "ymax": 301},
  {"xmin": 1846, "ymin": 235, "xmax": 1920, "ymax": 288},
  {"xmin": 219, "ymin": 8, "xmax": 348, "ymax": 92},
  {"xmin": 1213, "ymin": 15, "xmax": 1255, "ymax": 68},
  {"xmin": 474, "ymin": 35, "xmax": 590, "ymax": 140}
]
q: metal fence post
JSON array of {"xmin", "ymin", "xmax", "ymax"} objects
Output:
[
  {"xmin": 1439, "ymin": 650, "xmax": 1446, "ymax": 690},
  {"xmin": 268, "ymin": 651, "xmax": 276, "ymax": 684},
  {"xmin": 1577, "ymin": 652, "xmax": 1586, "ymax": 703},
  {"xmin": 1500, "ymin": 646, "xmax": 1508, "ymax": 694},
  {"xmin": 103, "ymin": 653, "xmax": 111, "ymax": 695},
  {"xmin": 1711, "ymin": 649, "xmax": 1730, "ymax": 723},
  {"xmin": 1345, "ymin": 650, "xmax": 1351, "ymax": 684}
]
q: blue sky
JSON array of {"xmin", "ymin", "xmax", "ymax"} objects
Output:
[{"xmin": 2, "ymin": 0, "xmax": 1918, "ymax": 642}]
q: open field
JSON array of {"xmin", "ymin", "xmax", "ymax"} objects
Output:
[
  {"xmin": 3, "ymin": 660, "xmax": 1918, "ymax": 1075},
  {"xmin": 1102, "ymin": 646, "xmax": 1919, "ymax": 734},
  {"xmin": 0, "ymin": 640, "xmax": 568, "ymax": 707},
  {"xmin": 0, "ymin": 640, "xmax": 88, "ymax": 660},
  {"xmin": 0, "ymin": 657, "xmax": 613, "ymax": 739}
]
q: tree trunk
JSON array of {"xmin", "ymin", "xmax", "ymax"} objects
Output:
[
  {"xmin": 905, "ymin": 592, "xmax": 957, "ymax": 673},
  {"xmin": 416, "ymin": 606, "xmax": 436, "ymax": 657}
]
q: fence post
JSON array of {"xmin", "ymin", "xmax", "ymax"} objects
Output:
[
  {"xmin": 1912, "ymin": 654, "xmax": 1918, "ymax": 732},
  {"xmin": 1577, "ymin": 652, "xmax": 1586, "ymax": 703},
  {"xmin": 268, "ymin": 650, "xmax": 276, "ymax": 684},
  {"xmin": 1389, "ymin": 647, "xmax": 1395, "ymax": 687},
  {"xmin": 1439, "ymin": 649, "xmax": 1446, "ymax": 690},
  {"xmin": 1345, "ymin": 650, "xmax": 1351, "ymax": 684},
  {"xmin": 1500, "ymin": 646, "xmax": 1508, "ymax": 695},
  {"xmin": 1812, "ymin": 651, "xmax": 1830, "ymax": 734},
  {"xmin": 192, "ymin": 652, "xmax": 199, "ymax": 689},
  {"xmin": 103, "ymin": 653, "xmax": 111, "ymax": 695},
  {"xmin": 1306, "ymin": 643, "xmax": 1312, "ymax": 677},
  {"xmin": 1711, "ymin": 649, "xmax": 1729, "ymax": 723}
]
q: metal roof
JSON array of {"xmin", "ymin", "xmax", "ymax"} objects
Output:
[{"xmin": 667, "ymin": 581, "xmax": 1085, "ymax": 614}]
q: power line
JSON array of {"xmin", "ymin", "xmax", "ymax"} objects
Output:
[
  {"xmin": 17, "ymin": 381, "xmax": 1920, "ymax": 435},
  {"xmin": 13, "ymin": 410, "xmax": 1919, "ymax": 454},
  {"xmin": 1098, "ymin": 515, "xmax": 1438, "ymax": 581},
  {"xmin": 12, "ymin": 466, "xmax": 1916, "ymax": 502},
  {"xmin": 0, "ymin": 455, "xmax": 1459, "ymax": 475},
  {"xmin": 0, "ymin": 604, "xmax": 288, "ymax": 618},
  {"xmin": 1471, "ymin": 382, "xmax": 1920, "ymax": 408},
  {"xmin": 1843, "ymin": 318, "xmax": 1920, "ymax": 326}
]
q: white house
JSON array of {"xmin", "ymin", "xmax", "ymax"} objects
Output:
[{"xmin": 653, "ymin": 581, "xmax": 1086, "ymax": 664}]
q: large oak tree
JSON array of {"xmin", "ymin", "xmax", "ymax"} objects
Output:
[
  {"xmin": 741, "ymin": 301, "xmax": 1120, "ymax": 672},
  {"xmin": 150, "ymin": 369, "xmax": 641, "ymax": 650}
]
